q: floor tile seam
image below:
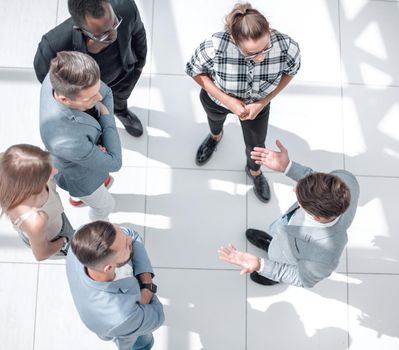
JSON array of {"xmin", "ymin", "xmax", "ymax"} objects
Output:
[
  {"xmin": 147, "ymin": 0, "xmax": 155, "ymax": 78},
  {"xmin": 143, "ymin": 0, "xmax": 155, "ymax": 246},
  {"xmin": 6, "ymin": 261, "xmax": 399, "ymax": 275},
  {"xmin": 1, "ymin": 65, "xmax": 399, "ymax": 90},
  {"xmin": 153, "ymin": 266, "xmax": 241, "ymax": 272},
  {"xmin": 130, "ymin": 165, "xmax": 272, "ymax": 174},
  {"xmin": 337, "ymin": 18, "xmax": 350, "ymax": 347},
  {"xmin": 347, "ymin": 272, "xmax": 399, "ymax": 276},
  {"xmin": 245, "ymin": 173, "xmax": 249, "ymax": 350},
  {"xmin": 346, "ymin": 265, "xmax": 350, "ymax": 350},
  {"xmin": 337, "ymin": 0, "xmax": 346, "ymax": 171},
  {"xmin": 32, "ymin": 264, "xmax": 40, "ymax": 350},
  {"xmin": 368, "ymin": 0, "xmax": 399, "ymax": 3},
  {"xmin": 142, "ymin": 0, "xmax": 156, "ymax": 245},
  {"xmin": 0, "ymin": 261, "xmax": 40, "ymax": 265},
  {"xmin": 122, "ymin": 165, "xmax": 399, "ymax": 179},
  {"xmin": 353, "ymin": 174, "xmax": 399, "ymax": 179},
  {"xmin": 55, "ymin": 0, "xmax": 60, "ymax": 26}
]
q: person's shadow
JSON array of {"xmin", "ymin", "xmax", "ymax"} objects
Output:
[{"xmin": 247, "ymin": 301, "xmax": 351, "ymax": 350}]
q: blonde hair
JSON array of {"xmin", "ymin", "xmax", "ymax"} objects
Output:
[
  {"xmin": 0, "ymin": 144, "xmax": 52, "ymax": 213},
  {"xmin": 225, "ymin": 3, "xmax": 269, "ymax": 43}
]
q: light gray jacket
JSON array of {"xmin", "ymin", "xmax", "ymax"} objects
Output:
[
  {"xmin": 259, "ymin": 161, "xmax": 359, "ymax": 288},
  {"xmin": 66, "ymin": 227, "xmax": 165, "ymax": 350},
  {"xmin": 39, "ymin": 74, "xmax": 122, "ymax": 197}
]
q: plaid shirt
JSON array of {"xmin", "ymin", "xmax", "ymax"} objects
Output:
[{"xmin": 186, "ymin": 30, "xmax": 301, "ymax": 106}]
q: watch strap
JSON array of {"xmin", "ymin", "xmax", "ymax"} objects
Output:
[{"xmin": 140, "ymin": 283, "xmax": 157, "ymax": 293}]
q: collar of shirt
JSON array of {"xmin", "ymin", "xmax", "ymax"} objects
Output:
[{"xmin": 289, "ymin": 207, "xmax": 340, "ymax": 228}]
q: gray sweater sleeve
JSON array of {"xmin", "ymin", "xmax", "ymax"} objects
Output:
[{"xmin": 259, "ymin": 257, "xmax": 334, "ymax": 288}]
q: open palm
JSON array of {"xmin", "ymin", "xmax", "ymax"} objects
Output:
[
  {"xmin": 250, "ymin": 140, "xmax": 290, "ymax": 172},
  {"xmin": 218, "ymin": 244, "xmax": 260, "ymax": 275}
]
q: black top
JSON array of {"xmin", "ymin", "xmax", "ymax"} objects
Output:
[
  {"xmin": 89, "ymin": 41, "xmax": 123, "ymax": 87},
  {"xmin": 84, "ymin": 106, "xmax": 100, "ymax": 120}
]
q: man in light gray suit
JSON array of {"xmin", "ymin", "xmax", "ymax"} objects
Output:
[
  {"xmin": 66, "ymin": 221, "xmax": 164, "ymax": 350},
  {"xmin": 219, "ymin": 140, "xmax": 359, "ymax": 288},
  {"xmin": 40, "ymin": 51, "xmax": 122, "ymax": 221}
]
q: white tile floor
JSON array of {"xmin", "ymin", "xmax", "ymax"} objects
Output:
[{"xmin": 0, "ymin": 0, "xmax": 398, "ymax": 349}]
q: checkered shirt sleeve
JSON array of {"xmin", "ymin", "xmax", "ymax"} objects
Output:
[
  {"xmin": 282, "ymin": 37, "xmax": 301, "ymax": 76},
  {"xmin": 185, "ymin": 39, "xmax": 215, "ymax": 77}
]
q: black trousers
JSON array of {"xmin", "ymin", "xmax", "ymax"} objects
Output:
[
  {"xmin": 111, "ymin": 68, "xmax": 143, "ymax": 115},
  {"xmin": 199, "ymin": 89, "xmax": 270, "ymax": 171}
]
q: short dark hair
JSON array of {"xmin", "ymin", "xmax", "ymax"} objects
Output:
[
  {"xmin": 71, "ymin": 221, "xmax": 117, "ymax": 268},
  {"xmin": 68, "ymin": 0, "xmax": 109, "ymax": 26},
  {"xmin": 50, "ymin": 51, "xmax": 100, "ymax": 99},
  {"xmin": 296, "ymin": 173, "xmax": 351, "ymax": 219}
]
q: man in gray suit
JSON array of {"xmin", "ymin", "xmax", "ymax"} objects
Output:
[
  {"xmin": 40, "ymin": 51, "xmax": 122, "ymax": 221},
  {"xmin": 219, "ymin": 140, "xmax": 359, "ymax": 288},
  {"xmin": 66, "ymin": 221, "xmax": 164, "ymax": 350}
]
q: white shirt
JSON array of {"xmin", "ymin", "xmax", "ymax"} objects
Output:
[{"xmin": 113, "ymin": 264, "xmax": 134, "ymax": 281}]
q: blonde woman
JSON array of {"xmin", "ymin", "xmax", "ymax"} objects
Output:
[
  {"xmin": 0, "ymin": 144, "xmax": 74, "ymax": 261},
  {"xmin": 186, "ymin": 2, "xmax": 301, "ymax": 203}
]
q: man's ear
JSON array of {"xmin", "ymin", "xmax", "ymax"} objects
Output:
[
  {"xmin": 54, "ymin": 90, "xmax": 72, "ymax": 105},
  {"xmin": 103, "ymin": 264, "xmax": 114, "ymax": 273}
]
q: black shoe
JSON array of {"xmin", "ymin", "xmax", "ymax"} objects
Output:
[
  {"xmin": 246, "ymin": 229, "xmax": 273, "ymax": 252},
  {"xmin": 250, "ymin": 272, "xmax": 279, "ymax": 286},
  {"xmin": 245, "ymin": 166, "xmax": 271, "ymax": 202},
  {"xmin": 195, "ymin": 132, "xmax": 223, "ymax": 166},
  {"xmin": 116, "ymin": 109, "xmax": 143, "ymax": 137}
]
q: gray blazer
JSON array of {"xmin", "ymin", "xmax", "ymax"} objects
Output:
[
  {"xmin": 259, "ymin": 161, "xmax": 360, "ymax": 288},
  {"xmin": 39, "ymin": 74, "xmax": 122, "ymax": 197},
  {"xmin": 66, "ymin": 227, "xmax": 165, "ymax": 350}
]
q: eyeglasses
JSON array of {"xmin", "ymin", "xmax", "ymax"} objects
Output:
[
  {"xmin": 74, "ymin": 15, "xmax": 123, "ymax": 43},
  {"xmin": 238, "ymin": 41, "xmax": 273, "ymax": 60}
]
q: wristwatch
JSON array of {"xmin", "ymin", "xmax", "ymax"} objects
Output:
[
  {"xmin": 140, "ymin": 282, "xmax": 157, "ymax": 293},
  {"xmin": 60, "ymin": 237, "xmax": 69, "ymax": 256}
]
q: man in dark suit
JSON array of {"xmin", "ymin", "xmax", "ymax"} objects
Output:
[{"xmin": 34, "ymin": 0, "xmax": 146, "ymax": 137}]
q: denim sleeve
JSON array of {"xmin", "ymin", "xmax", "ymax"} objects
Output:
[{"xmin": 121, "ymin": 227, "xmax": 154, "ymax": 277}]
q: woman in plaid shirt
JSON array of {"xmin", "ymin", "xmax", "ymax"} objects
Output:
[{"xmin": 186, "ymin": 2, "xmax": 301, "ymax": 203}]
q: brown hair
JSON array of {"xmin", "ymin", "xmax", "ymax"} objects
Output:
[
  {"xmin": 0, "ymin": 144, "xmax": 52, "ymax": 214},
  {"xmin": 296, "ymin": 173, "xmax": 351, "ymax": 219},
  {"xmin": 71, "ymin": 221, "xmax": 117, "ymax": 268},
  {"xmin": 50, "ymin": 51, "xmax": 100, "ymax": 100},
  {"xmin": 225, "ymin": 3, "xmax": 269, "ymax": 43}
]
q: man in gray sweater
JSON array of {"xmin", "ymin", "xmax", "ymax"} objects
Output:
[
  {"xmin": 219, "ymin": 140, "xmax": 359, "ymax": 288},
  {"xmin": 40, "ymin": 51, "xmax": 122, "ymax": 221}
]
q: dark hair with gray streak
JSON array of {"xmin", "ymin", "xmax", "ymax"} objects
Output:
[{"xmin": 68, "ymin": 0, "xmax": 109, "ymax": 26}]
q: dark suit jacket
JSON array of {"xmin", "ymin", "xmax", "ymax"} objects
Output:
[{"xmin": 33, "ymin": 0, "xmax": 147, "ymax": 83}]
